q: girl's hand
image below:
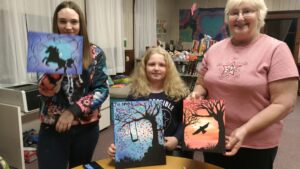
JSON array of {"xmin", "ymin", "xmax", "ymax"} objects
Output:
[
  {"xmin": 55, "ymin": 110, "xmax": 74, "ymax": 133},
  {"xmin": 107, "ymin": 143, "xmax": 116, "ymax": 159},
  {"xmin": 164, "ymin": 136, "xmax": 178, "ymax": 151}
]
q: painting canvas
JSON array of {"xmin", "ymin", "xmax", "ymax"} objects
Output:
[
  {"xmin": 179, "ymin": 8, "xmax": 228, "ymax": 42},
  {"xmin": 27, "ymin": 31, "xmax": 83, "ymax": 74},
  {"xmin": 113, "ymin": 100, "xmax": 165, "ymax": 169},
  {"xmin": 183, "ymin": 98, "xmax": 225, "ymax": 153}
]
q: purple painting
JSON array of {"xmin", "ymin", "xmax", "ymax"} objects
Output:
[{"xmin": 27, "ymin": 31, "xmax": 83, "ymax": 74}]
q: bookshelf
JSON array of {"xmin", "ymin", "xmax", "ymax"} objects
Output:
[
  {"xmin": 175, "ymin": 60, "xmax": 199, "ymax": 76},
  {"xmin": 174, "ymin": 35, "xmax": 217, "ymax": 91},
  {"xmin": 174, "ymin": 60, "xmax": 200, "ymax": 91}
]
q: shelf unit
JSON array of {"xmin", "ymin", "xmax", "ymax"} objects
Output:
[
  {"xmin": 174, "ymin": 60, "xmax": 201, "ymax": 91},
  {"xmin": 0, "ymin": 97, "xmax": 110, "ymax": 169}
]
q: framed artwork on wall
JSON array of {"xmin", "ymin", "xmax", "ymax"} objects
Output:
[{"xmin": 179, "ymin": 8, "xmax": 228, "ymax": 42}]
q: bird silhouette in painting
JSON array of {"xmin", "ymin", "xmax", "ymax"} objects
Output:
[{"xmin": 192, "ymin": 122, "xmax": 209, "ymax": 135}]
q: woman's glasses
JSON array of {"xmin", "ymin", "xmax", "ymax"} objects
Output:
[{"xmin": 228, "ymin": 9, "xmax": 257, "ymax": 18}]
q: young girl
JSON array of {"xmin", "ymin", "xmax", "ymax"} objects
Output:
[
  {"xmin": 107, "ymin": 47, "xmax": 193, "ymax": 159},
  {"xmin": 37, "ymin": 1, "xmax": 109, "ymax": 169}
]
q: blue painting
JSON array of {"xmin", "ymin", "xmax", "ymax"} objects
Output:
[
  {"xmin": 113, "ymin": 100, "xmax": 165, "ymax": 168},
  {"xmin": 27, "ymin": 31, "xmax": 83, "ymax": 74},
  {"xmin": 180, "ymin": 8, "xmax": 228, "ymax": 42}
]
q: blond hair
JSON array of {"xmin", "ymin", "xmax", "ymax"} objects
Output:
[
  {"xmin": 130, "ymin": 47, "xmax": 190, "ymax": 100},
  {"xmin": 224, "ymin": 0, "xmax": 268, "ymax": 29}
]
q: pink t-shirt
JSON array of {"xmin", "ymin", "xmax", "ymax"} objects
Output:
[{"xmin": 200, "ymin": 34, "xmax": 299, "ymax": 149}]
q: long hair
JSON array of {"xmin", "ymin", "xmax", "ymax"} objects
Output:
[
  {"xmin": 52, "ymin": 1, "xmax": 91, "ymax": 69},
  {"xmin": 130, "ymin": 47, "xmax": 190, "ymax": 100},
  {"xmin": 224, "ymin": 0, "xmax": 267, "ymax": 29}
]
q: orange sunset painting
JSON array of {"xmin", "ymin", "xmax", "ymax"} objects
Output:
[{"xmin": 183, "ymin": 98, "xmax": 226, "ymax": 153}]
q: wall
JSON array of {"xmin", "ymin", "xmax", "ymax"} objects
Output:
[
  {"xmin": 265, "ymin": 0, "xmax": 300, "ymax": 11},
  {"xmin": 23, "ymin": 0, "xmax": 85, "ymax": 15},
  {"xmin": 123, "ymin": 0, "xmax": 134, "ymax": 50},
  {"xmin": 157, "ymin": 0, "xmax": 300, "ymax": 62},
  {"xmin": 156, "ymin": 0, "xmax": 176, "ymax": 43},
  {"xmin": 24, "ymin": 0, "xmax": 135, "ymax": 50},
  {"xmin": 172, "ymin": 0, "xmax": 226, "ymax": 49},
  {"xmin": 157, "ymin": 0, "xmax": 300, "ymax": 48},
  {"xmin": 25, "ymin": 0, "xmax": 135, "ymax": 50}
]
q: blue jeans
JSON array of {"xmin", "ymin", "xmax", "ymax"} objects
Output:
[{"xmin": 37, "ymin": 122, "xmax": 99, "ymax": 169}]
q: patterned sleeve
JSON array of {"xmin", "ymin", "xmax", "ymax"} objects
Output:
[
  {"xmin": 38, "ymin": 73, "xmax": 62, "ymax": 97},
  {"xmin": 69, "ymin": 45, "xmax": 109, "ymax": 117}
]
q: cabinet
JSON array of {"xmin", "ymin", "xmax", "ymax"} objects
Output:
[
  {"xmin": 125, "ymin": 50, "xmax": 135, "ymax": 75},
  {"xmin": 0, "ymin": 104, "xmax": 28, "ymax": 169},
  {"xmin": 99, "ymin": 97, "xmax": 111, "ymax": 130},
  {"xmin": 0, "ymin": 97, "xmax": 110, "ymax": 169}
]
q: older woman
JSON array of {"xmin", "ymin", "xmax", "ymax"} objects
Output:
[{"xmin": 190, "ymin": 0, "xmax": 299, "ymax": 169}]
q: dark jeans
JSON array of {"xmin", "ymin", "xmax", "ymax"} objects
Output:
[
  {"xmin": 37, "ymin": 122, "xmax": 99, "ymax": 169},
  {"xmin": 204, "ymin": 147, "xmax": 278, "ymax": 169},
  {"xmin": 166, "ymin": 148, "xmax": 194, "ymax": 159}
]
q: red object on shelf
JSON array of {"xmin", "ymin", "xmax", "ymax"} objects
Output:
[{"xmin": 24, "ymin": 149, "xmax": 37, "ymax": 163}]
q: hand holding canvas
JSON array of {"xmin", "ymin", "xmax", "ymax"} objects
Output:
[
  {"xmin": 224, "ymin": 126, "xmax": 248, "ymax": 156},
  {"xmin": 107, "ymin": 144, "xmax": 116, "ymax": 160},
  {"xmin": 164, "ymin": 136, "xmax": 179, "ymax": 151}
]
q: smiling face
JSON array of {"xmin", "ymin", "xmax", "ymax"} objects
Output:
[
  {"xmin": 228, "ymin": 2, "xmax": 260, "ymax": 45},
  {"xmin": 145, "ymin": 53, "xmax": 167, "ymax": 85},
  {"xmin": 57, "ymin": 8, "xmax": 80, "ymax": 35}
]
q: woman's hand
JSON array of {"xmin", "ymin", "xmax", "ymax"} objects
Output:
[
  {"xmin": 164, "ymin": 136, "xmax": 178, "ymax": 151},
  {"xmin": 224, "ymin": 126, "xmax": 248, "ymax": 156},
  {"xmin": 55, "ymin": 110, "xmax": 74, "ymax": 133},
  {"xmin": 188, "ymin": 91, "xmax": 204, "ymax": 100},
  {"xmin": 107, "ymin": 143, "xmax": 116, "ymax": 159},
  {"xmin": 188, "ymin": 80, "xmax": 207, "ymax": 100}
]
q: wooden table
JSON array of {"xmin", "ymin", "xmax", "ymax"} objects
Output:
[{"xmin": 73, "ymin": 155, "xmax": 223, "ymax": 169}]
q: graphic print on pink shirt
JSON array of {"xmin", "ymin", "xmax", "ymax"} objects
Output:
[{"xmin": 218, "ymin": 61, "xmax": 247, "ymax": 80}]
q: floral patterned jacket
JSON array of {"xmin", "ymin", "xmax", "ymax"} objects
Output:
[{"xmin": 38, "ymin": 44, "xmax": 109, "ymax": 125}]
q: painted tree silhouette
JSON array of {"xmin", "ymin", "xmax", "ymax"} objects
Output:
[
  {"xmin": 183, "ymin": 99, "xmax": 225, "ymax": 151},
  {"xmin": 114, "ymin": 101, "xmax": 163, "ymax": 151}
]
